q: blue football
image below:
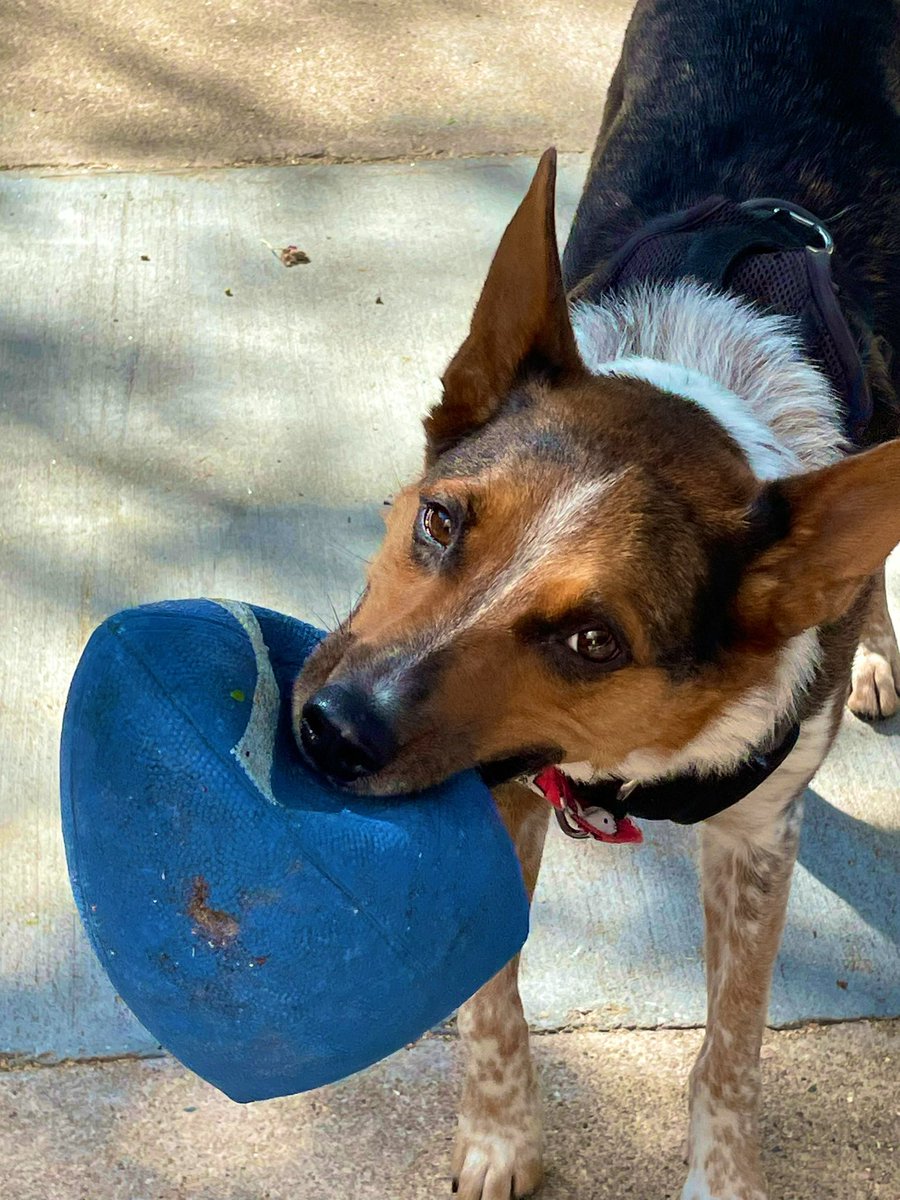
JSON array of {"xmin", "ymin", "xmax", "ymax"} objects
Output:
[{"xmin": 60, "ymin": 599, "xmax": 529, "ymax": 1102}]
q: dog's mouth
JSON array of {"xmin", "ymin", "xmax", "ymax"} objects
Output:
[
  {"xmin": 476, "ymin": 747, "xmax": 564, "ymax": 790},
  {"xmin": 295, "ymin": 719, "xmax": 564, "ymax": 797}
]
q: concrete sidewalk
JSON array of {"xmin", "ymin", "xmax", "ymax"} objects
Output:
[
  {"xmin": 2, "ymin": 1023, "xmax": 897, "ymax": 1200},
  {"xmin": 2, "ymin": 158, "xmax": 898, "ymax": 1065}
]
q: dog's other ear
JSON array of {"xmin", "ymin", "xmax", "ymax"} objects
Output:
[
  {"xmin": 735, "ymin": 441, "xmax": 900, "ymax": 640},
  {"xmin": 424, "ymin": 147, "xmax": 584, "ymax": 464}
]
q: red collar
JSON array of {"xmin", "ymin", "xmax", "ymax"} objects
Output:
[{"xmin": 532, "ymin": 767, "xmax": 643, "ymax": 845}]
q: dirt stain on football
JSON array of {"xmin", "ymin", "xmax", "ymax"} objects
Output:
[{"xmin": 187, "ymin": 876, "xmax": 240, "ymax": 948}]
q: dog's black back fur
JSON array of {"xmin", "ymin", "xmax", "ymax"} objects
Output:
[{"xmin": 564, "ymin": 0, "xmax": 900, "ymax": 443}]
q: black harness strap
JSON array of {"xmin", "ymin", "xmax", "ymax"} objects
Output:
[
  {"xmin": 588, "ymin": 195, "xmax": 872, "ymax": 444},
  {"xmin": 678, "ymin": 218, "xmax": 807, "ymax": 288}
]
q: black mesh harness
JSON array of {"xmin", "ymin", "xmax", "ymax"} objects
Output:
[{"xmin": 589, "ymin": 194, "xmax": 871, "ymax": 442}]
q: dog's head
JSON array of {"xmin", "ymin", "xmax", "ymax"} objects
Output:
[{"xmin": 293, "ymin": 150, "xmax": 900, "ymax": 794}]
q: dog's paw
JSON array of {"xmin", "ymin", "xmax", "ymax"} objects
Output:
[
  {"xmin": 451, "ymin": 1116, "xmax": 543, "ymax": 1199},
  {"xmin": 849, "ymin": 642, "xmax": 900, "ymax": 719}
]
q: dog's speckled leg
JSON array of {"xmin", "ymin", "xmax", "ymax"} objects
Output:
[
  {"xmin": 453, "ymin": 782, "xmax": 549, "ymax": 1200},
  {"xmin": 682, "ymin": 709, "xmax": 834, "ymax": 1200},
  {"xmin": 849, "ymin": 567, "xmax": 900, "ymax": 718},
  {"xmin": 683, "ymin": 825, "xmax": 798, "ymax": 1200}
]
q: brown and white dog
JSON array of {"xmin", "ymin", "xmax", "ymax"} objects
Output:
[{"xmin": 293, "ymin": 2, "xmax": 900, "ymax": 1197}]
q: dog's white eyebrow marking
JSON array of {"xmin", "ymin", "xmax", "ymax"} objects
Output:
[
  {"xmin": 465, "ymin": 473, "xmax": 624, "ymax": 625},
  {"xmin": 590, "ymin": 356, "xmax": 797, "ymax": 481},
  {"xmin": 390, "ymin": 473, "xmax": 624, "ymax": 673}
]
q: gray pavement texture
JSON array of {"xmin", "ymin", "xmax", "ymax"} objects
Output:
[
  {"xmin": 1, "ymin": 1023, "xmax": 897, "ymax": 1200},
  {"xmin": 1, "ymin": 0, "xmax": 633, "ymax": 171},
  {"xmin": 2, "ymin": 159, "xmax": 898, "ymax": 1066}
]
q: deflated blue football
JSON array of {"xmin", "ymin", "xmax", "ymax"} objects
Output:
[{"xmin": 60, "ymin": 599, "xmax": 528, "ymax": 1102}]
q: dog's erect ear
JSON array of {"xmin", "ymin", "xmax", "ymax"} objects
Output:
[
  {"xmin": 735, "ymin": 441, "xmax": 900, "ymax": 640},
  {"xmin": 424, "ymin": 148, "xmax": 584, "ymax": 463}
]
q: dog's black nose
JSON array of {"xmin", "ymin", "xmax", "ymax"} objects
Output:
[{"xmin": 299, "ymin": 684, "xmax": 398, "ymax": 783}]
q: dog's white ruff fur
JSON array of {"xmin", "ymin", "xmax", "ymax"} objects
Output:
[{"xmin": 571, "ymin": 280, "xmax": 844, "ymax": 473}]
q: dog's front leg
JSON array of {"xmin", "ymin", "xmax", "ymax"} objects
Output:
[
  {"xmin": 683, "ymin": 808, "xmax": 800, "ymax": 1200},
  {"xmin": 681, "ymin": 719, "xmax": 830, "ymax": 1200},
  {"xmin": 453, "ymin": 781, "xmax": 550, "ymax": 1200}
]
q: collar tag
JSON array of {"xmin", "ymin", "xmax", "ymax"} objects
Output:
[{"xmin": 532, "ymin": 767, "xmax": 643, "ymax": 845}]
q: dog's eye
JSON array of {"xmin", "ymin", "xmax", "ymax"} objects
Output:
[
  {"xmin": 418, "ymin": 502, "xmax": 455, "ymax": 548},
  {"xmin": 566, "ymin": 627, "xmax": 620, "ymax": 663}
]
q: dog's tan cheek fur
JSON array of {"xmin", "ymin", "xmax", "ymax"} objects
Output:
[
  {"xmin": 427, "ymin": 639, "xmax": 784, "ymax": 775},
  {"xmin": 312, "ymin": 581, "xmax": 787, "ymax": 785}
]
